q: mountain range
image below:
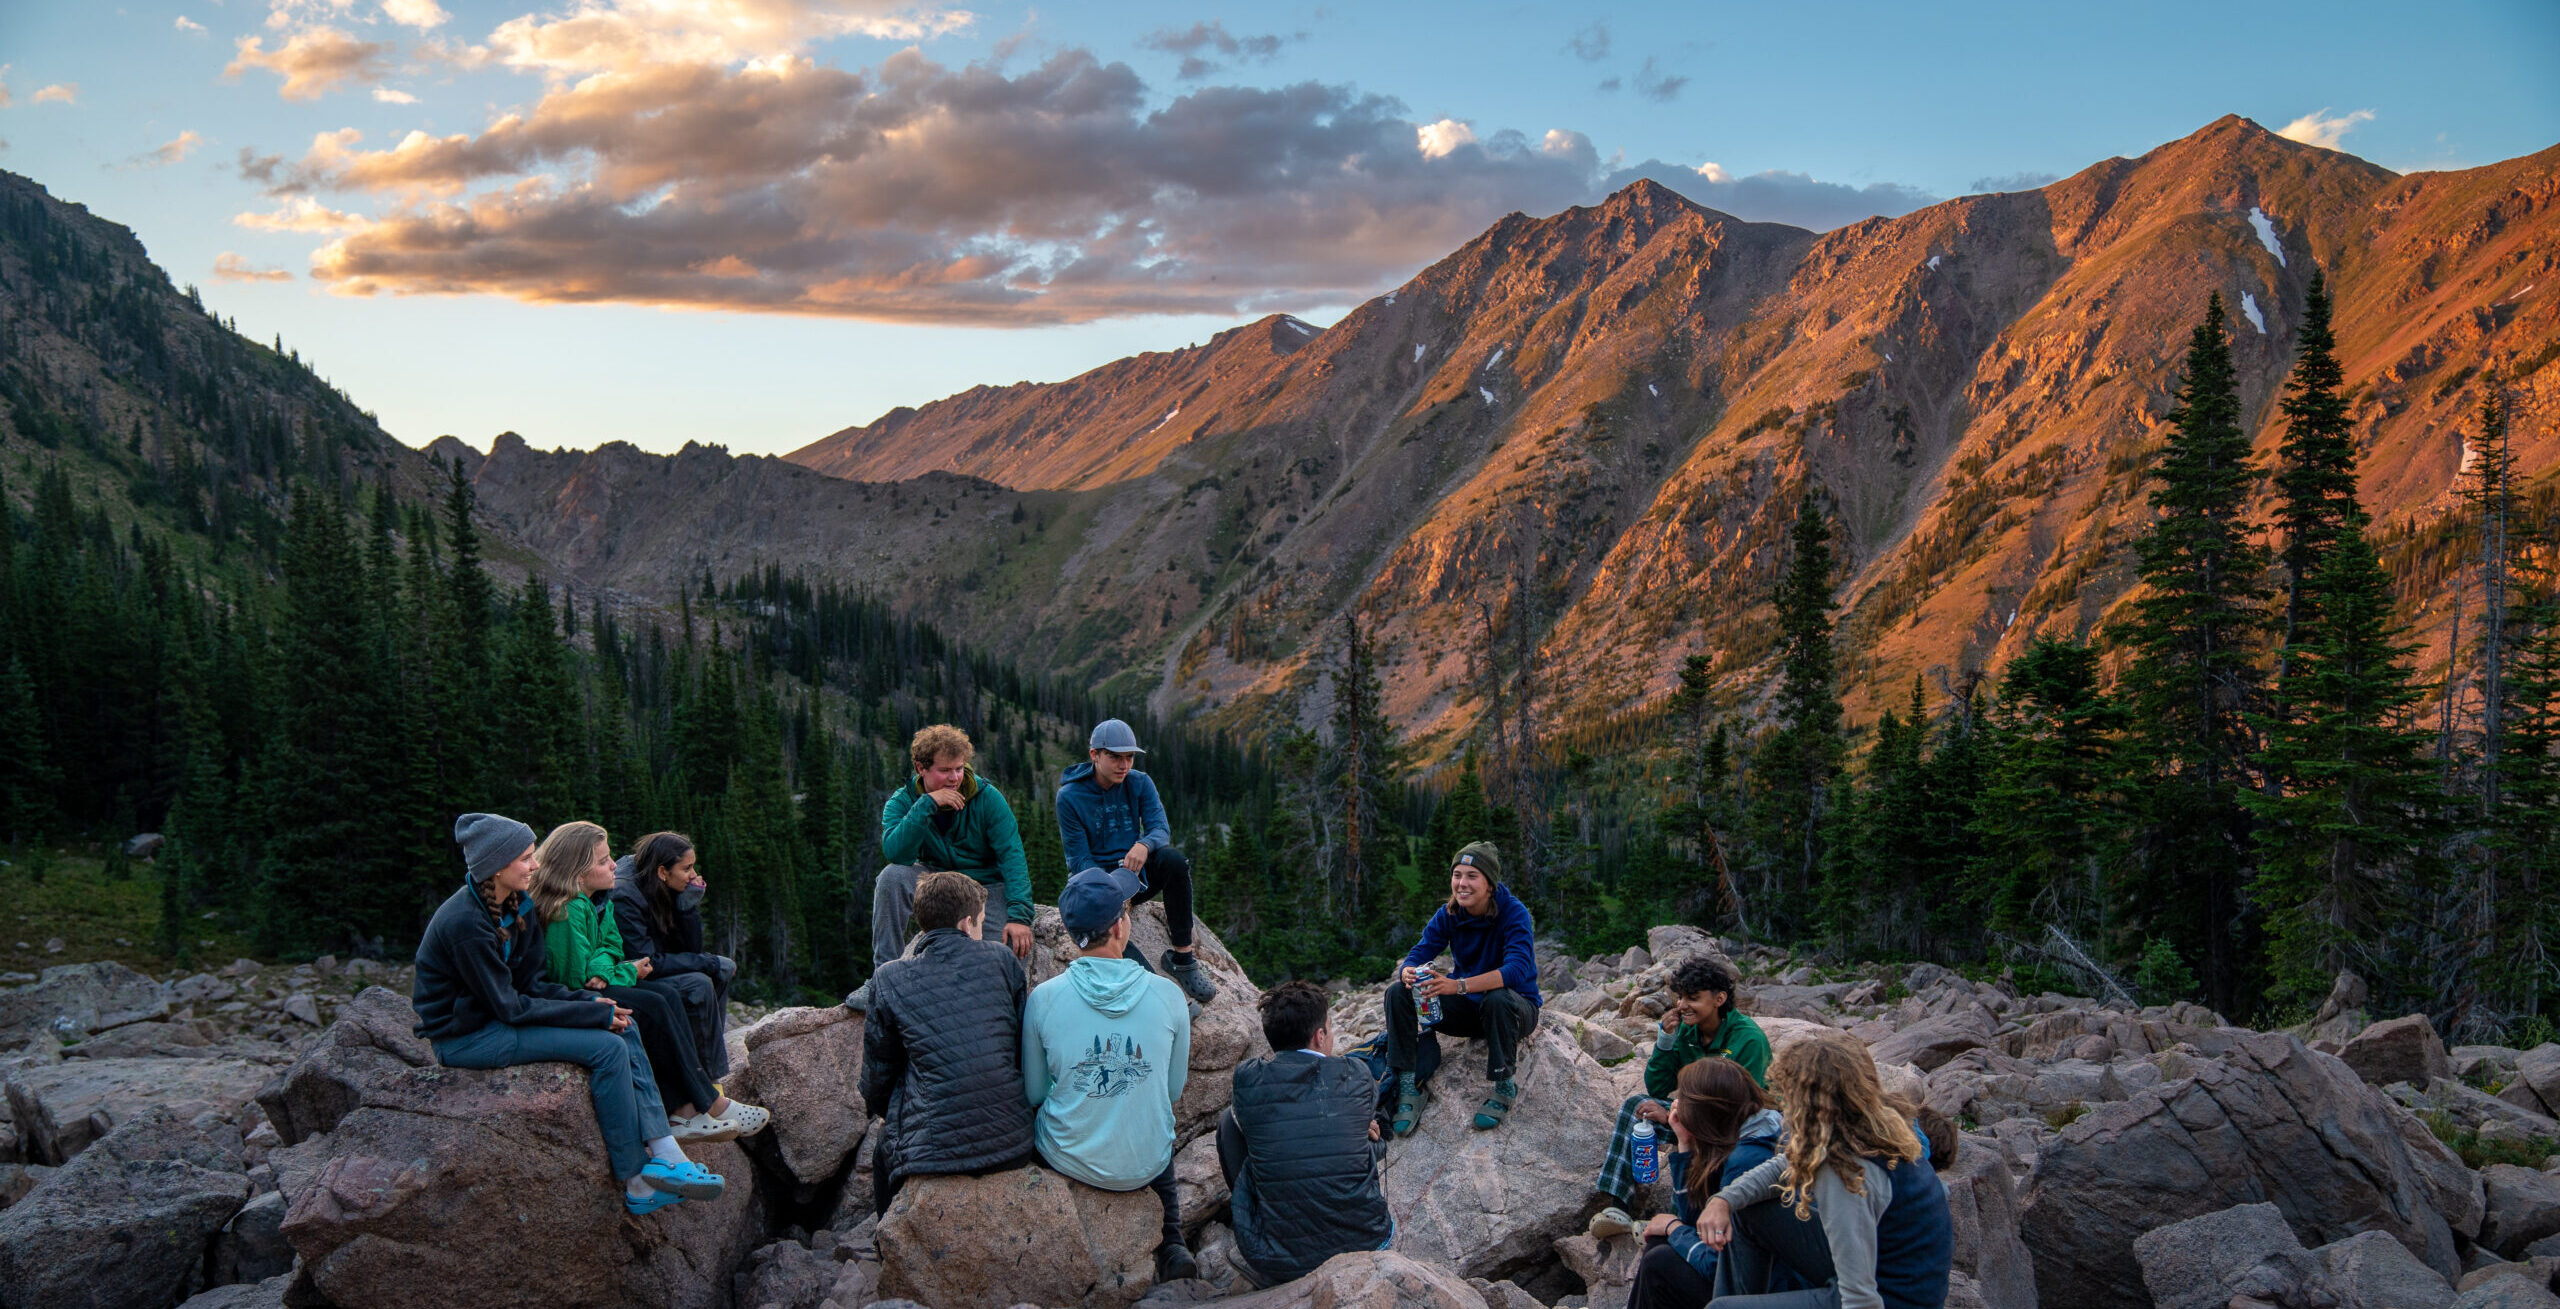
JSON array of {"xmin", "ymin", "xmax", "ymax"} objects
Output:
[{"xmin": 219, "ymin": 116, "xmax": 2560, "ymax": 752}]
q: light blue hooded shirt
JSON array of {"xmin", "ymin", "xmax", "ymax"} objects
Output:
[{"xmin": 1023, "ymin": 954, "xmax": 1191, "ymax": 1190}]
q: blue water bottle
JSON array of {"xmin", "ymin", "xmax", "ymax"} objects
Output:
[
  {"xmin": 1415, "ymin": 966, "xmax": 1443, "ymax": 1027},
  {"xmin": 1631, "ymin": 1119, "xmax": 1660, "ymax": 1185}
]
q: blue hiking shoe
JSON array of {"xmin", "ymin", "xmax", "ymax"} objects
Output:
[
  {"xmin": 640, "ymin": 1159, "xmax": 726, "ymax": 1201},
  {"xmin": 625, "ymin": 1188, "xmax": 686, "ymax": 1216}
]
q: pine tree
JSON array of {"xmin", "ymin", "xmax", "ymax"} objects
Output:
[
  {"xmin": 1753, "ymin": 485, "xmax": 1844, "ymax": 932},
  {"xmin": 0, "ymin": 655, "xmax": 59, "ymax": 847},
  {"xmin": 1328, "ymin": 609, "xmax": 1404, "ymax": 917},
  {"xmin": 259, "ymin": 485, "xmax": 387, "ymax": 950},
  {"xmin": 1971, "ymin": 638, "xmax": 2120, "ymax": 939},
  {"xmin": 2114, "ymin": 297, "xmax": 2271, "ymax": 1010},
  {"xmin": 490, "ymin": 574, "xmax": 579, "ymax": 827},
  {"xmin": 2273, "ymin": 271, "xmax": 2359, "ymax": 663}
]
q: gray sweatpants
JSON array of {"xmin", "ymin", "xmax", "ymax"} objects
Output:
[{"xmin": 870, "ymin": 864, "xmax": 1007, "ymax": 969}]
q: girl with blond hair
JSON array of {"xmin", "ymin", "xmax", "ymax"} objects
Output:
[
  {"xmin": 535, "ymin": 821, "xmax": 767, "ymax": 1143},
  {"xmin": 1698, "ymin": 1035, "xmax": 1953, "ymax": 1309}
]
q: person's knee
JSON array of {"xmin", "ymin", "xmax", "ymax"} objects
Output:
[
  {"xmin": 1151, "ymin": 846, "xmax": 1190, "ymax": 877},
  {"xmin": 1386, "ymin": 979, "xmax": 1413, "ymax": 1004},
  {"xmin": 1638, "ymin": 1241, "xmax": 1689, "ymax": 1277}
]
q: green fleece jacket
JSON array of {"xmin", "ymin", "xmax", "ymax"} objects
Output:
[
  {"xmin": 1645, "ymin": 1008, "xmax": 1772, "ymax": 1098},
  {"xmin": 880, "ymin": 767, "xmax": 1034, "ymax": 926},
  {"xmin": 543, "ymin": 893, "xmax": 640, "ymax": 990}
]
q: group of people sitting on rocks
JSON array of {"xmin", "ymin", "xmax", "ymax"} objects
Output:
[{"xmin": 413, "ymin": 714, "xmax": 1962, "ymax": 1305}]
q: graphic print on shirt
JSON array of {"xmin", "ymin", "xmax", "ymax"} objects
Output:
[{"xmin": 1068, "ymin": 1033, "xmax": 1155, "ymax": 1098}]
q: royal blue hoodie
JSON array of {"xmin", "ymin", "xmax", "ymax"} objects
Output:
[{"xmin": 1400, "ymin": 883, "xmax": 1541, "ymax": 1008}]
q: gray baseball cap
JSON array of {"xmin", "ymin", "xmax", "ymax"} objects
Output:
[{"xmin": 1088, "ymin": 718, "xmax": 1146, "ymax": 754}]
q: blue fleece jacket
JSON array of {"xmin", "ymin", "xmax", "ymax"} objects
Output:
[
  {"xmin": 1056, "ymin": 762, "xmax": 1174, "ymax": 875},
  {"xmin": 1401, "ymin": 883, "xmax": 1541, "ymax": 1008},
  {"xmin": 1665, "ymin": 1107, "xmax": 1785, "ymax": 1279},
  {"xmin": 1023, "ymin": 955, "xmax": 1191, "ymax": 1190}
]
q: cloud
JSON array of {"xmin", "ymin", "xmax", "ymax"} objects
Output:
[
  {"xmin": 381, "ymin": 0, "xmax": 451, "ymax": 28},
  {"xmin": 1967, "ymin": 170, "xmax": 2058, "ymax": 193},
  {"xmin": 128, "ymin": 130, "xmax": 205, "ymax": 167},
  {"xmin": 374, "ymin": 86, "xmax": 418, "ymax": 103},
  {"xmin": 1633, "ymin": 57, "xmax": 1685, "ymax": 104},
  {"xmin": 487, "ymin": 0, "xmax": 972, "ymax": 75},
  {"xmin": 226, "ymin": 28, "xmax": 391, "ymax": 99},
  {"xmin": 2276, "ymin": 107, "xmax": 2376, "ymax": 151},
  {"xmin": 235, "ymin": 196, "xmax": 373, "ymax": 232},
  {"xmin": 33, "ymin": 83, "xmax": 78, "ymax": 106},
  {"xmin": 176, "ymin": 15, "xmax": 208, "ymax": 32},
  {"xmin": 1140, "ymin": 21, "xmax": 1290, "ymax": 79},
  {"xmin": 1606, "ymin": 160, "xmax": 1939, "ymax": 231},
  {"xmin": 277, "ymin": 49, "xmax": 1600, "ymax": 323},
  {"xmin": 1567, "ymin": 22, "xmax": 1608, "ymax": 61},
  {"xmin": 0, "ymin": 75, "xmax": 10, "ymax": 109},
  {"xmin": 213, "ymin": 252, "xmax": 295, "ymax": 282}
]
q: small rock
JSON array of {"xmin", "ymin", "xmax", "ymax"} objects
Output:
[
  {"xmin": 2342, "ymin": 1014, "xmax": 2455, "ymax": 1089},
  {"xmin": 1572, "ymin": 1020, "xmax": 1635, "ymax": 1063},
  {"xmin": 282, "ymin": 994, "xmax": 321, "ymax": 1026},
  {"xmin": 41, "ymin": 939, "xmax": 62, "ymax": 955}
]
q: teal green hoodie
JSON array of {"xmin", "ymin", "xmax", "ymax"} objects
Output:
[{"xmin": 1022, "ymin": 955, "xmax": 1190, "ymax": 1190}]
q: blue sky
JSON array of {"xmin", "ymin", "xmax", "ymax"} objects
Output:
[{"xmin": 3, "ymin": 0, "xmax": 2554, "ymax": 457}]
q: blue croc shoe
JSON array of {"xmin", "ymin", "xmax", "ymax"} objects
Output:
[
  {"xmin": 625, "ymin": 1188, "xmax": 686, "ymax": 1216},
  {"xmin": 640, "ymin": 1159, "xmax": 726, "ymax": 1201}
]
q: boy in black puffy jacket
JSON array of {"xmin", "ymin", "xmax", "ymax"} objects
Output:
[{"xmin": 1219, "ymin": 980, "xmax": 1393, "ymax": 1286}]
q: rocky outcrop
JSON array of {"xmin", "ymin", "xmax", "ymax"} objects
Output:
[
  {"xmin": 2132, "ymin": 1202, "xmax": 2457, "ymax": 1309},
  {"xmin": 4, "ymin": 1055, "xmax": 271, "ymax": 1165},
  {"xmin": 2482, "ymin": 1165, "xmax": 2560, "ymax": 1258},
  {"xmin": 875, "ymin": 1165, "xmax": 1163, "ymax": 1309},
  {"xmin": 723, "ymin": 1004, "xmax": 868, "ymax": 1190},
  {"xmin": 1942, "ymin": 1134, "xmax": 2036, "ymax": 1309},
  {"xmin": 1219, "ymin": 1251, "xmax": 1491, "ymax": 1309},
  {"xmin": 2342, "ymin": 1014, "xmax": 2454, "ymax": 1089},
  {"xmin": 0, "ymin": 961, "xmax": 167, "ymax": 1044},
  {"xmin": 2023, "ymin": 1032, "xmax": 2476, "ymax": 1307},
  {"xmin": 0, "ymin": 1111, "xmax": 249, "ymax": 1309}
]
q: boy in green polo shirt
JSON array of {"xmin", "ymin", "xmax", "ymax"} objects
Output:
[{"xmin": 1589, "ymin": 954, "xmax": 1769, "ymax": 1214}]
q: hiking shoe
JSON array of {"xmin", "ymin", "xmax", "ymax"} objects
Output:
[
  {"xmin": 1392, "ymin": 1074, "xmax": 1427, "ymax": 1137},
  {"xmin": 624, "ymin": 1188, "xmax": 686, "ymax": 1217},
  {"xmin": 1473, "ymin": 1078, "xmax": 1520, "ymax": 1131},
  {"xmin": 1156, "ymin": 1240, "xmax": 1199, "ymax": 1283},
  {"xmin": 843, "ymin": 981, "xmax": 874, "ymax": 1011},
  {"xmin": 670, "ymin": 1112, "xmax": 741, "ymax": 1144},
  {"xmin": 721, "ymin": 1101, "xmax": 771, "ymax": 1139},
  {"xmin": 1160, "ymin": 949, "xmax": 1220, "ymax": 1004},
  {"xmin": 1586, "ymin": 1206, "xmax": 1638, "ymax": 1240},
  {"xmin": 640, "ymin": 1158, "xmax": 726, "ymax": 1201}
]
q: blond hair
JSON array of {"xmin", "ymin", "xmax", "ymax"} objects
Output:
[
  {"xmin": 533, "ymin": 821, "xmax": 611, "ymax": 924},
  {"xmin": 910, "ymin": 723, "xmax": 974, "ymax": 771},
  {"xmin": 1769, "ymin": 1035, "xmax": 1924, "ymax": 1220}
]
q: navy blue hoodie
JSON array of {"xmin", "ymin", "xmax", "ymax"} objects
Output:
[
  {"xmin": 412, "ymin": 876, "xmax": 609, "ymax": 1042},
  {"xmin": 1400, "ymin": 882, "xmax": 1541, "ymax": 1008},
  {"xmin": 1055, "ymin": 762, "xmax": 1173, "ymax": 875}
]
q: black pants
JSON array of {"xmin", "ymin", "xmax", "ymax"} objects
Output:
[
  {"xmin": 1384, "ymin": 982, "xmax": 1538, "ymax": 1082},
  {"xmin": 1036, "ymin": 1146, "xmax": 1183, "ymax": 1249},
  {"xmin": 1128, "ymin": 846, "xmax": 1196, "ymax": 949},
  {"xmin": 596, "ymin": 983, "xmax": 718, "ymax": 1114},
  {"xmin": 1628, "ymin": 1236, "xmax": 1715, "ymax": 1309}
]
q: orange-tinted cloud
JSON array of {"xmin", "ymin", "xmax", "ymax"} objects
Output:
[
  {"xmin": 225, "ymin": 28, "xmax": 390, "ymax": 100},
  {"xmin": 214, "ymin": 252, "xmax": 295, "ymax": 281}
]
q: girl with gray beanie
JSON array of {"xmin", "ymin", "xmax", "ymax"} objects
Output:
[{"xmin": 412, "ymin": 812, "xmax": 727, "ymax": 1215}]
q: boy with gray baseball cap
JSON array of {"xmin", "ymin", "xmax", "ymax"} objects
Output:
[{"xmin": 1055, "ymin": 718, "xmax": 1217, "ymax": 1003}]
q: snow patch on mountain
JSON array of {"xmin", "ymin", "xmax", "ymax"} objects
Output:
[
  {"xmin": 2248, "ymin": 207, "xmax": 2287, "ymax": 265},
  {"xmin": 2240, "ymin": 292, "xmax": 2266, "ymax": 334}
]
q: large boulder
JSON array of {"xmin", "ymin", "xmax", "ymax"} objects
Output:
[
  {"xmin": 722, "ymin": 1004, "xmax": 868, "ymax": 1188},
  {"xmin": 875, "ymin": 1164, "xmax": 1161, "ymax": 1309},
  {"xmin": 2021, "ymin": 1031, "xmax": 2474, "ymax": 1308},
  {"xmin": 1868, "ymin": 1012, "xmax": 1994, "ymax": 1073},
  {"xmin": 273, "ymin": 996, "xmax": 762, "ymax": 1309},
  {"xmin": 1220, "ymin": 1251, "xmax": 1490, "ymax": 1309},
  {"xmin": 4, "ymin": 1055, "xmax": 272, "ymax": 1165},
  {"xmin": 1027, "ymin": 903, "xmax": 1267, "ymax": 1144},
  {"xmin": 1942, "ymin": 1135, "xmax": 2036, "ymax": 1309},
  {"xmin": 1643, "ymin": 927, "xmax": 1725, "ymax": 972},
  {"xmin": 0, "ymin": 961, "xmax": 168, "ymax": 1043},
  {"xmin": 1380, "ymin": 1021, "xmax": 1626, "ymax": 1282},
  {"xmin": 0, "ymin": 1111, "xmax": 249, "ymax": 1309},
  {"xmin": 2342, "ymin": 1014, "xmax": 2455, "ymax": 1089},
  {"xmin": 1172, "ymin": 1129, "xmax": 1229, "ymax": 1238},
  {"xmin": 2131, "ymin": 1203, "xmax": 2459, "ymax": 1309},
  {"xmin": 2507, "ymin": 1045, "xmax": 2560, "ymax": 1118},
  {"xmin": 2482, "ymin": 1165, "xmax": 2560, "ymax": 1258}
]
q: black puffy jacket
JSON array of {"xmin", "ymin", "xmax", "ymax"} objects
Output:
[
  {"xmin": 1230, "ymin": 1050, "xmax": 1394, "ymax": 1284},
  {"xmin": 859, "ymin": 928, "xmax": 1036, "ymax": 1179}
]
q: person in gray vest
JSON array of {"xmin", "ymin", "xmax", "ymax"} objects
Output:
[
  {"xmin": 1056, "ymin": 718, "xmax": 1216, "ymax": 1004},
  {"xmin": 1218, "ymin": 980, "xmax": 1393, "ymax": 1287},
  {"xmin": 858, "ymin": 871, "xmax": 1038, "ymax": 1216}
]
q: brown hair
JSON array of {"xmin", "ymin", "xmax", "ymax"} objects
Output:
[
  {"xmin": 532, "ymin": 821, "xmax": 610, "ymax": 924},
  {"xmin": 913, "ymin": 870, "xmax": 987, "ymax": 932},
  {"xmin": 1768, "ymin": 1036, "xmax": 1924, "ymax": 1220},
  {"xmin": 1671, "ymin": 1056, "xmax": 1774, "ymax": 1213},
  {"xmin": 910, "ymin": 724, "xmax": 974, "ymax": 772}
]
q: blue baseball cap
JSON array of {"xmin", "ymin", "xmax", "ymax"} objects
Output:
[
  {"xmin": 1059, "ymin": 866, "xmax": 1144, "ymax": 943},
  {"xmin": 1088, "ymin": 719, "xmax": 1146, "ymax": 754}
]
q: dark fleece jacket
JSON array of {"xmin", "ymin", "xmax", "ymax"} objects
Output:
[{"xmin": 412, "ymin": 876, "xmax": 609, "ymax": 1042}]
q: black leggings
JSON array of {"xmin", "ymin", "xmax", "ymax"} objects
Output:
[
  {"xmin": 1129, "ymin": 846, "xmax": 1196, "ymax": 949},
  {"xmin": 596, "ymin": 983, "xmax": 718, "ymax": 1115},
  {"xmin": 1628, "ymin": 1236, "xmax": 1714, "ymax": 1309}
]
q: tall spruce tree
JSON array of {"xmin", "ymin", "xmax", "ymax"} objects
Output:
[
  {"xmin": 490, "ymin": 573, "xmax": 580, "ymax": 828},
  {"xmin": 2114, "ymin": 296, "xmax": 2270, "ymax": 1011},
  {"xmin": 1754, "ymin": 485, "xmax": 1844, "ymax": 932},
  {"xmin": 2272, "ymin": 271, "xmax": 2359, "ymax": 664},
  {"xmin": 1972, "ymin": 638, "xmax": 2120, "ymax": 939},
  {"xmin": 259, "ymin": 486, "xmax": 388, "ymax": 950}
]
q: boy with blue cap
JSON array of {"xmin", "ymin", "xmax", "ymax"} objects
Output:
[
  {"xmin": 1056, "ymin": 718, "xmax": 1217, "ymax": 1003},
  {"xmin": 1023, "ymin": 865, "xmax": 1199, "ymax": 1283}
]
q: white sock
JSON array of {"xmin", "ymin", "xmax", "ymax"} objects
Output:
[
  {"xmin": 625, "ymin": 1176, "xmax": 653, "ymax": 1200},
  {"xmin": 647, "ymin": 1136, "xmax": 686, "ymax": 1166}
]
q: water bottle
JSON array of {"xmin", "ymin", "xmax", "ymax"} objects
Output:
[
  {"xmin": 1414, "ymin": 966, "xmax": 1443, "ymax": 1027},
  {"xmin": 1631, "ymin": 1119, "xmax": 1660, "ymax": 1185}
]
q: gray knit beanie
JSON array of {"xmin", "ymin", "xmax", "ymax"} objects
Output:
[{"xmin": 454, "ymin": 813, "xmax": 536, "ymax": 884}]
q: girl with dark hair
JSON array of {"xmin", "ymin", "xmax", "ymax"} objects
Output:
[
  {"xmin": 413, "ymin": 813, "xmax": 724, "ymax": 1216},
  {"xmin": 608, "ymin": 831, "xmax": 736, "ymax": 1087},
  {"xmin": 535, "ymin": 822, "xmax": 767, "ymax": 1143},
  {"xmin": 1596, "ymin": 952, "xmax": 1772, "ymax": 1211},
  {"xmin": 1615, "ymin": 1056, "xmax": 1784, "ymax": 1309}
]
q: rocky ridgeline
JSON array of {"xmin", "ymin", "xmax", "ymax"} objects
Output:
[{"xmin": 6, "ymin": 918, "xmax": 2560, "ymax": 1309}]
